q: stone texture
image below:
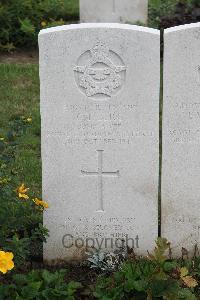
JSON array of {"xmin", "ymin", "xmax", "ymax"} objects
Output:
[
  {"xmin": 79, "ymin": 0, "xmax": 148, "ymax": 24},
  {"xmin": 39, "ymin": 23, "xmax": 160, "ymax": 262},
  {"xmin": 162, "ymin": 23, "xmax": 200, "ymax": 257}
]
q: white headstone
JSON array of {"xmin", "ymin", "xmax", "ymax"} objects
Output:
[
  {"xmin": 162, "ymin": 23, "xmax": 200, "ymax": 256},
  {"xmin": 80, "ymin": 0, "xmax": 148, "ymax": 24},
  {"xmin": 39, "ymin": 24, "xmax": 160, "ymax": 262}
]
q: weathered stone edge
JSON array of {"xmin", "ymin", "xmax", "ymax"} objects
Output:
[
  {"xmin": 39, "ymin": 23, "xmax": 160, "ymax": 36},
  {"xmin": 165, "ymin": 22, "xmax": 200, "ymax": 34}
]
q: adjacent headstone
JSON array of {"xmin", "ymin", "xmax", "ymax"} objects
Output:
[
  {"xmin": 162, "ymin": 23, "xmax": 200, "ymax": 256},
  {"xmin": 39, "ymin": 23, "xmax": 160, "ymax": 262},
  {"xmin": 80, "ymin": 0, "xmax": 148, "ymax": 24}
]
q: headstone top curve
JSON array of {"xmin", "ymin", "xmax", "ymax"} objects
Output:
[
  {"xmin": 39, "ymin": 23, "xmax": 160, "ymax": 36},
  {"xmin": 165, "ymin": 22, "xmax": 200, "ymax": 34}
]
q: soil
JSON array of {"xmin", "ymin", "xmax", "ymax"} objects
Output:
[{"xmin": 0, "ymin": 48, "xmax": 39, "ymax": 64}]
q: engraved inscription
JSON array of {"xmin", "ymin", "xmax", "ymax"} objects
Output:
[
  {"xmin": 45, "ymin": 102, "xmax": 156, "ymax": 146},
  {"xmin": 65, "ymin": 216, "xmax": 135, "ymax": 240},
  {"xmin": 170, "ymin": 215, "xmax": 200, "ymax": 242},
  {"xmin": 168, "ymin": 102, "xmax": 200, "ymax": 143},
  {"xmin": 74, "ymin": 41, "xmax": 126, "ymax": 99},
  {"xmin": 81, "ymin": 150, "xmax": 119, "ymax": 212}
]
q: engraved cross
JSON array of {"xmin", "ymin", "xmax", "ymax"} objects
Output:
[{"xmin": 81, "ymin": 150, "xmax": 119, "ymax": 212}]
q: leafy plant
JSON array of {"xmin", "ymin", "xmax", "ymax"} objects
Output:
[
  {"xmin": 148, "ymin": 0, "xmax": 178, "ymax": 28},
  {"xmin": 0, "ymin": 269, "xmax": 82, "ymax": 299},
  {"xmin": 0, "ymin": 116, "xmax": 48, "ymax": 267},
  {"xmin": 94, "ymin": 238, "xmax": 198, "ymax": 299},
  {"xmin": 87, "ymin": 249, "xmax": 126, "ymax": 273},
  {"xmin": 0, "ymin": 0, "xmax": 79, "ymax": 52}
]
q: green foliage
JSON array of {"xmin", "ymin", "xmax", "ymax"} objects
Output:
[
  {"xmin": 94, "ymin": 238, "xmax": 198, "ymax": 299},
  {"xmin": 148, "ymin": 0, "xmax": 178, "ymax": 28},
  {"xmin": 148, "ymin": 0, "xmax": 200, "ymax": 28},
  {"xmin": 87, "ymin": 249, "xmax": 126, "ymax": 272},
  {"xmin": 0, "ymin": 269, "xmax": 82, "ymax": 299},
  {"xmin": 0, "ymin": 116, "xmax": 48, "ymax": 267},
  {"xmin": 1, "ymin": 0, "xmax": 199, "ymax": 50},
  {"xmin": 0, "ymin": 0, "xmax": 79, "ymax": 52}
]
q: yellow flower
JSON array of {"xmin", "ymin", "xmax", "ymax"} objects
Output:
[
  {"xmin": 0, "ymin": 137, "xmax": 4, "ymax": 141},
  {"xmin": 17, "ymin": 183, "xmax": 29, "ymax": 194},
  {"xmin": 33, "ymin": 198, "xmax": 49, "ymax": 209},
  {"xmin": 0, "ymin": 251, "xmax": 14, "ymax": 274},
  {"xmin": 26, "ymin": 117, "xmax": 32, "ymax": 123},
  {"xmin": 19, "ymin": 193, "xmax": 29, "ymax": 200},
  {"xmin": 41, "ymin": 21, "xmax": 47, "ymax": 27},
  {"xmin": 17, "ymin": 184, "xmax": 29, "ymax": 200},
  {"xmin": 180, "ymin": 267, "xmax": 198, "ymax": 288}
]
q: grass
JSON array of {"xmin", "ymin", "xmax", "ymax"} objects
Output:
[{"xmin": 0, "ymin": 63, "xmax": 41, "ymax": 195}]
